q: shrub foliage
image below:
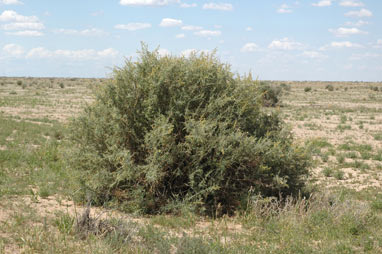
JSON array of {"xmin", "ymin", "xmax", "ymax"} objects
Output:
[{"xmin": 70, "ymin": 45, "xmax": 310, "ymax": 215}]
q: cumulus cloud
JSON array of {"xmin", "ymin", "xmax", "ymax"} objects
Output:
[
  {"xmin": 268, "ymin": 38, "xmax": 304, "ymax": 50},
  {"xmin": 180, "ymin": 2, "xmax": 196, "ymax": 8},
  {"xmin": 339, "ymin": 0, "xmax": 364, "ymax": 7},
  {"xmin": 115, "ymin": 23, "xmax": 152, "ymax": 31},
  {"xmin": 194, "ymin": 30, "xmax": 221, "ymax": 37},
  {"xmin": 6, "ymin": 30, "xmax": 43, "ymax": 36},
  {"xmin": 175, "ymin": 33, "xmax": 185, "ymax": 38},
  {"xmin": 181, "ymin": 25, "xmax": 202, "ymax": 30},
  {"xmin": 344, "ymin": 20, "xmax": 369, "ymax": 27},
  {"xmin": 54, "ymin": 28, "xmax": 106, "ymax": 36},
  {"xmin": 0, "ymin": 10, "xmax": 44, "ymax": 36},
  {"xmin": 2, "ymin": 22, "xmax": 44, "ymax": 30},
  {"xmin": 345, "ymin": 8, "xmax": 372, "ymax": 17},
  {"xmin": 240, "ymin": 43, "xmax": 259, "ymax": 53},
  {"xmin": 349, "ymin": 52, "xmax": 381, "ymax": 60},
  {"xmin": 202, "ymin": 3, "xmax": 233, "ymax": 11},
  {"xmin": 26, "ymin": 47, "xmax": 119, "ymax": 59},
  {"xmin": 302, "ymin": 51, "xmax": 327, "ymax": 59},
  {"xmin": 277, "ymin": 4, "xmax": 292, "ymax": 13},
  {"xmin": 2, "ymin": 43, "xmax": 24, "ymax": 56},
  {"xmin": 97, "ymin": 48, "xmax": 119, "ymax": 57},
  {"xmin": 373, "ymin": 39, "xmax": 382, "ymax": 49},
  {"xmin": 312, "ymin": 0, "xmax": 332, "ymax": 7},
  {"xmin": 0, "ymin": 0, "xmax": 23, "ymax": 5},
  {"xmin": 329, "ymin": 27, "xmax": 367, "ymax": 37},
  {"xmin": 321, "ymin": 41, "xmax": 363, "ymax": 50},
  {"xmin": 119, "ymin": 0, "xmax": 178, "ymax": 6},
  {"xmin": 26, "ymin": 47, "xmax": 52, "ymax": 58},
  {"xmin": 159, "ymin": 18, "xmax": 182, "ymax": 27},
  {"xmin": 0, "ymin": 10, "xmax": 38, "ymax": 22}
]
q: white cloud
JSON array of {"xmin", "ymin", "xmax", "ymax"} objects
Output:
[
  {"xmin": 373, "ymin": 39, "xmax": 382, "ymax": 49},
  {"xmin": 339, "ymin": 0, "xmax": 364, "ymax": 7},
  {"xmin": 175, "ymin": 33, "xmax": 185, "ymax": 38},
  {"xmin": 119, "ymin": 0, "xmax": 178, "ymax": 6},
  {"xmin": 329, "ymin": 27, "xmax": 367, "ymax": 37},
  {"xmin": 54, "ymin": 28, "xmax": 106, "ymax": 36},
  {"xmin": 312, "ymin": 0, "xmax": 332, "ymax": 7},
  {"xmin": 194, "ymin": 30, "xmax": 221, "ymax": 37},
  {"xmin": 302, "ymin": 51, "xmax": 327, "ymax": 59},
  {"xmin": 344, "ymin": 20, "xmax": 369, "ymax": 27},
  {"xmin": 268, "ymin": 38, "xmax": 304, "ymax": 50},
  {"xmin": 277, "ymin": 4, "xmax": 292, "ymax": 13},
  {"xmin": 0, "ymin": 0, "xmax": 23, "ymax": 5},
  {"xmin": 159, "ymin": 18, "xmax": 182, "ymax": 27},
  {"xmin": 321, "ymin": 41, "xmax": 363, "ymax": 50},
  {"xmin": 97, "ymin": 48, "xmax": 119, "ymax": 57},
  {"xmin": 2, "ymin": 43, "xmax": 24, "ymax": 56},
  {"xmin": 0, "ymin": 10, "xmax": 38, "ymax": 22},
  {"xmin": 2, "ymin": 22, "xmax": 44, "ymax": 30},
  {"xmin": 6, "ymin": 30, "xmax": 43, "ymax": 36},
  {"xmin": 349, "ymin": 52, "xmax": 381, "ymax": 60},
  {"xmin": 181, "ymin": 25, "xmax": 202, "ymax": 31},
  {"xmin": 26, "ymin": 47, "xmax": 52, "ymax": 58},
  {"xmin": 345, "ymin": 8, "xmax": 372, "ymax": 17},
  {"xmin": 0, "ymin": 11, "xmax": 44, "ymax": 37},
  {"xmin": 26, "ymin": 47, "xmax": 119, "ymax": 59},
  {"xmin": 245, "ymin": 27, "xmax": 253, "ymax": 32},
  {"xmin": 241, "ymin": 43, "xmax": 259, "ymax": 53},
  {"xmin": 115, "ymin": 23, "xmax": 151, "ymax": 31},
  {"xmin": 202, "ymin": 3, "xmax": 233, "ymax": 11},
  {"xmin": 180, "ymin": 2, "xmax": 196, "ymax": 8}
]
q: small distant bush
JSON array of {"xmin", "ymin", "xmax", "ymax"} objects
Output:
[
  {"xmin": 373, "ymin": 133, "xmax": 382, "ymax": 141},
  {"xmin": 69, "ymin": 45, "xmax": 310, "ymax": 215},
  {"xmin": 280, "ymin": 83, "xmax": 291, "ymax": 91},
  {"xmin": 304, "ymin": 87, "xmax": 312, "ymax": 92},
  {"xmin": 258, "ymin": 82, "xmax": 282, "ymax": 107},
  {"xmin": 17, "ymin": 80, "xmax": 22, "ymax": 86},
  {"xmin": 326, "ymin": 84, "xmax": 334, "ymax": 91},
  {"xmin": 59, "ymin": 83, "xmax": 65, "ymax": 89},
  {"xmin": 371, "ymin": 86, "xmax": 379, "ymax": 92}
]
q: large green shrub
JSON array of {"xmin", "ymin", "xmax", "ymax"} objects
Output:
[{"xmin": 69, "ymin": 45, "xmax": 310, "ymax": 215}]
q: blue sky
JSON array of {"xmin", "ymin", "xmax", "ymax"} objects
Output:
[{"xmin": 0, "ymin": 0, "xmax": 381, "ymax": 81}]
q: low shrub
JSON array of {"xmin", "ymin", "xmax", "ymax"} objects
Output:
[
  {"xmin": 258, "ymin": 82, "xmax": 282, "ymax": 107},
  {"xmin": 304, "ymin": 87, "xmax": 312, "ymax": 92},
  {"xmin": 326, "ymin": 84, "xmax": 334, "ymax": 91},
  {"xmin": 69, "ymin": 45, "xmax": 310, "ymax": 215}
]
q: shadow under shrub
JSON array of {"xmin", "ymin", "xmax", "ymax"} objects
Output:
[{"xmin": 69, "ymin": 45, "xmax": 310, "ymax": 215}]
